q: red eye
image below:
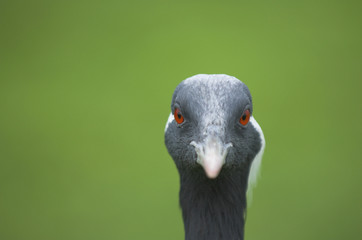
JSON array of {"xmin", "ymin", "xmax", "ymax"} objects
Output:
[
  {"xmin": 239, "ymin": 109, "xmax": 250, "ymax": 126},
  {"xmin": 174, "ymin": 108, "xmax": 184, "ymax": 124}
]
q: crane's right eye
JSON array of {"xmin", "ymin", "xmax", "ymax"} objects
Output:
[{"xmin": 174, "ymin": 108, "xmax": 184, "ymax": 124}]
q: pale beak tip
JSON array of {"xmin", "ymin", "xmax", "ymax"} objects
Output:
[
  {"xmin": 205, "ymin": 171, "xmax": 220, "ymax": 179},
  {"xmin": 204, "ymin": 165, "xmax": 222, "ymax": 179}
]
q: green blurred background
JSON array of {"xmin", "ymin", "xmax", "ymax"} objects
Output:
[{"xmin": 1, "ymin": 0, "xmax": 361, "ymax": 239}]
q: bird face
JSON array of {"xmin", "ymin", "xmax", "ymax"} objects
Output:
[{"xmin": 165, "ymin": 74, "xmax": 264, "ymax": 181}]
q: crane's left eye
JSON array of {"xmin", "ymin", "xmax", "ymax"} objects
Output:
[
  {"xmin": 174, "ymin": 108, "xmax": 184, "ymax": 124},
  {"xmin": 239, "ymin": 109, "xmax": 250, "ymax": 126}
]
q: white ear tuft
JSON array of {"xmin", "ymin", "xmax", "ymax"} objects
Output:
[
  {"xmin": 247, "ymin": 116, "xmax": 265, "ymax": 204},
  {"xmin": 165, "ymin": 112, "xmax": 174, "ymax": 133}
]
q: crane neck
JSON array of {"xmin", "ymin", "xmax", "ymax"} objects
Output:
[{"xmin": 179, "ymin": 167, "xmax": 248, "ymax": 240}]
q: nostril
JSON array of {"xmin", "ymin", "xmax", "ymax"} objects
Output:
[{"xmin": 190, "ymin": 141, "xmax": 202, "ymax": 154}]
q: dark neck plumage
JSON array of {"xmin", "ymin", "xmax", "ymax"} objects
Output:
[{"xmin": 179, "ymin": 167, "xmax": 248, "ymax": 240}]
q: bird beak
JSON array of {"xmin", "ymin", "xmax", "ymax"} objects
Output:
[{"xmin": 190, "ymin": 137, "xmax": 232, "ymax": 179}]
